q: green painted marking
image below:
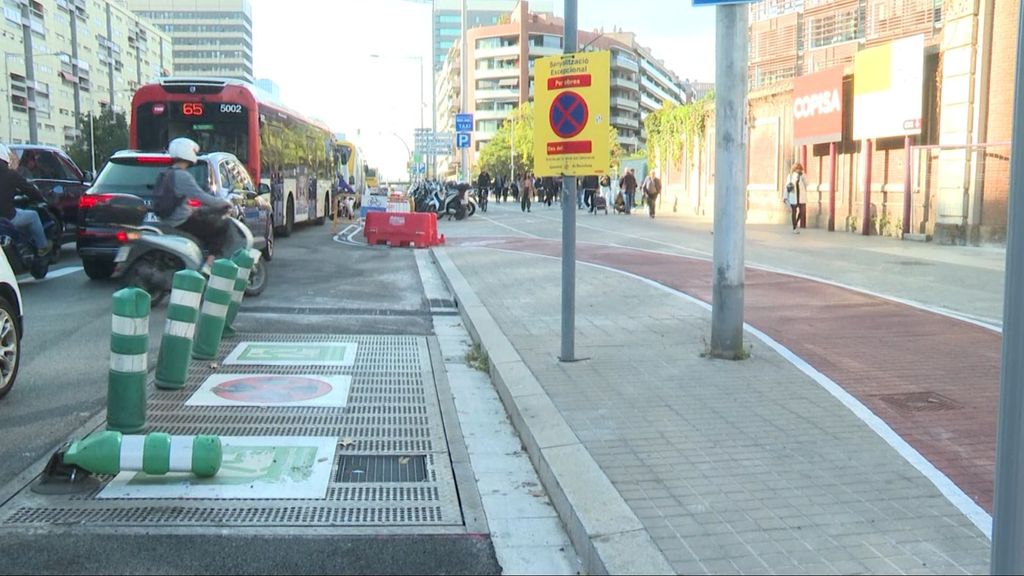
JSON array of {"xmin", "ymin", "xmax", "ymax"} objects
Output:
[
  {"xmin": 236, "ymin": 343, "xmax": 354, "ymax": 363},
  {"xmin": 127, "ymin": 445, "xmax": 317, "ymax": 486}
]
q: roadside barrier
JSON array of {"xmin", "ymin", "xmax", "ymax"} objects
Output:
[
  {"xmin": 154, "ymin": 270, "xmax": 206, "ymax": 390},
  {"xmin": 63, "ymin": 430, "xmax": 222, "ymax": 478},
  {"xmin": 223, "ymin": 249, "xmax": 255, "ymax": 337},
  {"xmin": 107, "ymin": 287, "xmax": 151, "ymax": 433},
  {"xmin": 364, "ymin": 211, "xmax": 445, "ymax": 248},
  {"xmin": 192, "ymin": 259, "xmax": 239, "ymax": 360}
]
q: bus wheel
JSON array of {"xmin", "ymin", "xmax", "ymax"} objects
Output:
[{"xmin": 277, "ymin": 197, "xmax": 294, "ymax": 237}]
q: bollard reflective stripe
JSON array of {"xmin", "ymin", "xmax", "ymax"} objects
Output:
[
  {"xmin": 110, "ymin": 352, "xmax": 147, "ymax": 373},
  {"xmin": 164, "ymin": 319, "xmax": 196, "ymax": 339},
  {"xmin": 170, "ymin": 290, "xmax": 202, "ymax": 309},
  {"xmin": 207, "ymin": 275, "xmax": 235, "ymax": 293},
  {"xmin": 111, "ymin": 315, "xmax": 148, "ymax": 336},
  {"xmin": 119, "ymin": 434, "xmax": 145, "ymax": 470},
  {"xmin": 201, "ymin": 300, "xmax": 229, "ymax": 318},
  {"xmin": 168, "ymin": 435, "xmax": 194, "ymax": 470}
]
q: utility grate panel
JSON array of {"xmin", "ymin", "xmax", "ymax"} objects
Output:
[
  {"xmin": 335, "ymin": 455, "xmax": 429, "ymax": 483},
  {"xmin": 0, "ymin": 334, "xmax": 462, "ymax": 529},
  {"xmin": 876, "ymin": 391, "xmax": 961, "ymax": 413}
]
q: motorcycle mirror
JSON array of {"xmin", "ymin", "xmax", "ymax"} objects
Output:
[
  {"xmin": 81, "ymin": 170, "xmax": 94, "ymax": 184},
  {"xmin": 245, "ymin": 190, "xmax": 258, "ymax": 200},
  {"xmin": 258, "ymin": 183, "xmax": 271, "ymax": 195}
]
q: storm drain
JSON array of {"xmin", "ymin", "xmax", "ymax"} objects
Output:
[
  {"xmin": 0, "ymin": 334, "xmax": 463, "ymax": 529},
  {"xmin": 336, "ymin": 455, "xmax": 429, "ymax": 483},
  {"xmin": 876, "ymin": 391, "xmax": 962, "ymax": 413}
]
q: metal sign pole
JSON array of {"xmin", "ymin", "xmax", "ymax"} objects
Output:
[
  {"xmin": 709, "ymin": 2, "xmax": 748, "ymax": 358},
  {"xmin": 559, "ymin": 0, "xmax": 578, "ymax": 363},
  {"xmin": 991, "ymin": 0, "xmax": 1024, "ymax": 569}
]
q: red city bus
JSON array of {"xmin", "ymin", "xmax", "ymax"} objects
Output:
[{"xmin": 130, "ymin": 77, "xmax": 334, "ymax": 235}]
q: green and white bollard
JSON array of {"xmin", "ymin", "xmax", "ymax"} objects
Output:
[
  {"xmin": 63, "ymin": 430, "xmax": 222, "ymax": 478},
  {"xmin": 155, "ymin": 270, "xmax": 207, "ymax": 390},
  {"xmin": 191, "ymin": 259, "xmax": 238, "ymax": 361},
  {"xmin": 223, "ymin": 249, "xmax": 255, "ymax": 337},
  {"xmin": 107, "ymin": 287, "xmax": 151, "ymax": 433}
]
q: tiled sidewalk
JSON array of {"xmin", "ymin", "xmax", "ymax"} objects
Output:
[{"xmin": 445, "ymin": 246, "xmax": 990, "ymax": 575}]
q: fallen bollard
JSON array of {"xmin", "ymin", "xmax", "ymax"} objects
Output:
[
  {"xmin": 192, "ymin": 259, "xmax": 238, "ymax": 360},
  {"xmin": 107, "ymin": 287, "xmax": 151, "ymax": 433},
  {"xmin": 63, "ymin": 430, "xmax": 222, "ymax": 477},
  {"xmin": 155, "ymin": 270, "xmax": 206, "ymax": 390},
  {"xmin": 223, "ymin": 248, "xmax": 255, "ymax": 337}
]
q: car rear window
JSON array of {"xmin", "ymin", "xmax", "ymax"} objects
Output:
[{"xmin": 90, "ymin": 161, "xmax": 209, "ymax": 198}]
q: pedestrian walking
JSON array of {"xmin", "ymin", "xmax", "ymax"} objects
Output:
[
  {"xmin": 599, "ymin": 175, "xmax": 612, "ymax": 206},
  {"xmin": 520, "ymin": 173, "xmax": 533, "ymax": 213},
  {"xmin": 784, "ymin": 162, "xmax": 808, "ymax": 234},
  {"xmin": 619, "ymin": 168, "xmax": 638, "ymax": 215},
  {"xmin": 582, "ymin": 174, "xmax": 599, "ymax": 213},
  {"xmin": 643, "ymin": 172, "xmax": 662, "ymax": 218}
]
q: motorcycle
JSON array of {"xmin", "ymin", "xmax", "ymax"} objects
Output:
[
  {"xmin": 112, "ymin": 206, "xmax": 268, "ymax": 306},
  {"xmin": 0, "ymin": 196, "xmax": 62, "ymax": 280}
]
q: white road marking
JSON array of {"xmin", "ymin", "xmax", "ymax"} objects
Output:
[{"xmin": 17, "ymin": 266, "xmax": 84, "ymax": 284}]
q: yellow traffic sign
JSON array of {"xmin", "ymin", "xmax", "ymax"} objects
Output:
[{"xmin": 533, "ymin": 51, "xmax": 611, "ymax": 176}]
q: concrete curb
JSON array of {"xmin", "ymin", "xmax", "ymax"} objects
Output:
[{"xmin": 431, "ymin": 247, "xmax": 674, "ymax": 576}]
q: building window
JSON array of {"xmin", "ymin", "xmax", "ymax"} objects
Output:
[
  {"xmin": 806, "ymin": 8, "xmax": 860, "ymax": 49},
  {"xmin": 528, "ymin": 34, "xmax": 561, "ymax": 49},
  {"xmin": 476, "ymin": 36, "xmax": 517, "ymax": 50}
]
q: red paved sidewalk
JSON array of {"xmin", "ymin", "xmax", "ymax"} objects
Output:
[{"xmin": 455, "ymin": 236, "xmax": 1001, "ymax": 512}]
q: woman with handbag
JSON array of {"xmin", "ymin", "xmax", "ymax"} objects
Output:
[{"xmin": 784, "ymin": 162, "xmax": 808, "ymax": 234}]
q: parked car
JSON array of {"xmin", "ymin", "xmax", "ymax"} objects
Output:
[
  {"xmin": 77, "ymin": 150, "xmax": 273, "ymax": 280},
  {"xmin": 11, "ymin": 145, "xmax": 93, "ymax": 243},
  {"xmin": 0, "ymin": 248, "xmax": 23, "ymax": 399}
]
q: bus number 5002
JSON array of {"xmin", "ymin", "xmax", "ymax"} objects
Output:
[{"xmin": 221, "ymin": 104, "xmax": 243, "ymax": 114}]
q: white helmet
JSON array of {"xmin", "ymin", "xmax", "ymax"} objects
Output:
[
  {"xmin": 0, "ymin": 143, "xmax": 11, "ymax": 167},
  {"xmin": 168, "ymin": 137, "xmax": 199, "ymax": 165}
]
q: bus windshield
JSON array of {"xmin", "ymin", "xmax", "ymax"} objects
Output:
[{"xmin": 135, "ymin": 101, "xmax": 249, "ymax": 165}]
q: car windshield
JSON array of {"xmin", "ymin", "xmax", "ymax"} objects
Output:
[{"xmin": 90, "ymin": 161, "xmax": 209, "ymax": 198}]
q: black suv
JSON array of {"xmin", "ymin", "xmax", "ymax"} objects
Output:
[
  {"xmin": 11, "ymin": 145, "xmax": 93, "ymax": 243},
  {"xmin": 77, "ymin": 150, "xmax": 272, "ymax": 280}
]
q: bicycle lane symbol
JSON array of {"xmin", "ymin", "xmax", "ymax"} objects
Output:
[{"xmin": 549, "ymin": 91, "xmax": 589, "ymax": 139}]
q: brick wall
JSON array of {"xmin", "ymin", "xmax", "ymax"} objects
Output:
[{"xmin": 980, "ymin": 0, "xmax": 1019, "ymax": 234}]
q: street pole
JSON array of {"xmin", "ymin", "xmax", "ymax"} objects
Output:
[
  {"xmin": 559, "ymin": 0, "xmax": 578, "ymax": 363},
  {"xmin": 69, "ymin": 7, "xmax": 82, "ymax": 126},
  {"xmin": 709, "ymin": 3, "xmax": 748, "ymax": 359},
  {"xmin": 460, "ymin": 0, "xmax": 468, "ymax": 183},
  {"xmin": 418, "ymin": 55, "xmax": 425, "ymax": 182},
  {"xmin": 431, "ymin": 0, "xmax": 437, "ymax": 181},
  {"xmin": 990, "ymin": 0, "xmax": 1024, "ymax": 569},
  {"xmin": 20, "ymin": 3, "xmax": 37, "ymax": 144},
  {"xmin": 2, "ymin": 55, "xmax": 10, "ymax": 142},
  {"xmin": 510, "ymin": 113, "xmax": 515, "ymax": 184}
]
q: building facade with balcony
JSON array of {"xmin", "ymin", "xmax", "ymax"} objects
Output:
[
  {"xmin": 729, "ymin": 0, "xmax": 1018, "ymax": 245},
  {"xmin": 437, "ymin": 0, "xmax": 691, "ymax": 173},
  {"xmin": 0, "ymin": 0, "xmax": 171, "ymax": 147},
  {"xmin": 128, "ymin": 0, "xmax": 251, "ymax": 82}
]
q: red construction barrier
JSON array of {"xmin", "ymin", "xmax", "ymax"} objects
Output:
[{"xmin": 363, "ymin": 211, "xmax": 445, "ymax": 248}]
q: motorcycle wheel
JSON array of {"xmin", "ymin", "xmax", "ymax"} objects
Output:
[
  {"xmin": 245, "ymin": 259, "xmax": 268, "ymax": 297},
  {"xmin": 29, "ymin": 256, "xmax": 49, "ymax": 280},
  {"xmin": 467, "ymin": 203, "xmax": 476, "ymax": 218},
  {"xmin": 124, "ymin": 252, "xmax": 181, "ymax": 306}
]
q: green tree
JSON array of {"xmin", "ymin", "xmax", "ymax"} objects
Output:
[
  {"xmin": 642, "ymin": 91, "xmax": 714, "ymax": 174},
  {"xmin": 478, "ymin": 101, "xmax": 623, "ymax": 178},
  {"xmin": 66, "ymin": 108, "xmax": 129, "ymax": 175}
]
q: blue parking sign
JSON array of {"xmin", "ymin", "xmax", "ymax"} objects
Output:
[
  {"xmin": 456, "ymin": 113, "xmax": 473, "ymax": 133},
  {"xmin": 456, "ymin": 133, "xmax": 471, "ymax": 149}
]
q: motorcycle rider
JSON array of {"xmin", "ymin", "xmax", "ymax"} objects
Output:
[
  {"xmin": 0, "ymin": 143, "xmax": 50, "ymax": 256},
  {"xmin": 161, "ymin": 138, "xmax": 231, "ymax": 274}
]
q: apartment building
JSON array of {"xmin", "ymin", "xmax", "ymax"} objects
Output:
[
  {"xmin": 432, "ymin": 0, "xmax": 553, "ymax": 72},
  {"xmin": 732, "ymin": 0, "xmax": 1017, "ymax": 244},
  {"xmin": 128, "ymin": 0, "xmax": 252, "ymax": 82},
  {"xmin": 436, "ymin": 0, "xmax": 689, "ymax": 175},
  {"xmin": 0, "ymin": 0, "xmax": 171, "ymax": 146}
]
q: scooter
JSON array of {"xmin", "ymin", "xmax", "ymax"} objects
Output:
[
  {"xmin": 0, "ymin": 196, "xmax": 62, "ymax": 280},
  {"xmin": 112, "ymin": 208, "xmax": 268, "ymax": 306}
]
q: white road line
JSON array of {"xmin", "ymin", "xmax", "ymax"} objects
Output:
[
  {"xmin": 470, "ymin": 245, "xmax": 994, "ymax": 539},
  {"xmin": 478, "ymin": 213, "xmax": 543, "ymax": 239},
  {"xmin": 479, "ymin": 217, "xmax": 1003, "ymax": 332},
  {"xmin": 18, "ymin": 266, "xmax": 84, "ymax": 284}
]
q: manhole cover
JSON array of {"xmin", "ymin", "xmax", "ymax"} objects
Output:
[
  {"xmin": 336, "ymin": 455, "xmax": 428, "ymax": 483},
  {"xmin": 876, "ymin": 392, "xmax": 961, "ymax": 413}
]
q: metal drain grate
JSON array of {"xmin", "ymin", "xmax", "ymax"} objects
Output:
[
  {"xmin": 876, "ymin": 391, "xmax": 961, "ymax": 413},
  {"xmin": 336, "ymin": 455, "xmax": 429, "ymax": 483},
  {"xmin": 429, "ymin": 298, "xmax": 457, "ymax": 309},
  {"xmin": 0, "ymin": 334, "xmax": 462, "ymax": 529}
]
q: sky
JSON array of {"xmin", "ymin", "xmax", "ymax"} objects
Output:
[{"xmin": 251, "ymin": 0, "xmax": 716, "ymax": 181}]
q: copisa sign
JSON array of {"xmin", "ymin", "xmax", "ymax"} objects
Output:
[{"xmin": 793, "ymin": 66, "xmax": 844, "ymax": 146}]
